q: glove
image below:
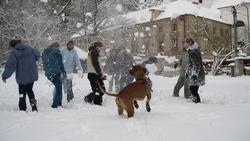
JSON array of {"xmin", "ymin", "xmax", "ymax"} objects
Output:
[
  {"xmin": 66, "ymin": 73, "xmax": 73, "ymax": 80},
  {"xmin": 99, "ymin": 73, "xmax": 106, "ymax": 80},
  {"xmin": 78, "ymin": 70, "xmax": 83, "ymax": 78}
]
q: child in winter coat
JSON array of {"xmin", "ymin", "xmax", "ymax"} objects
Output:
[
  {"xmin": 42, "ymin": 42, "xmax": 66, "ymax": 108},
  {"xmin": 2, "ymin": 39, "xmax": 40, "ymax": 112},
  {"xmin": 84, "ymin": 41, "xmax": 106, "ymax": 105},
  {"xmin": 60, "ymin": 40, "xmax": 83, "ymax": 102},
  {"xmin": 184, "ymin": 38, "xmax": 205, "ymax": 103}
]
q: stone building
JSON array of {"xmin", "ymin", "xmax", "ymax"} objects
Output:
[{"xmin": 123, "ymin": 0, "xmax": 232, "ymax": 59}]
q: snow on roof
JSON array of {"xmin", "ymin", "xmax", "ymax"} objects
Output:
[
  {"xmin": 212, "ymin": 0, "xmax": 250, "ymax": 9},
  {"xmin": 124, "ymin": 0, "xmax": 228, "ymax": 25}
]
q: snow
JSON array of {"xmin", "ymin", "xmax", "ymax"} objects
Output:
[
  {"xmin": 156, "ymin": 54, "xmax": 178, "ymax": 64},
  {"xmin": 0, "ymin": 71, "xmax": 250, "ymax": 141},
  {"xmin": 85, "ymin": 12, "xmax": 93, "ymax": 17},
  {"xmin": 212, "ymin": 0, "xmax": 250, "ymax": 8},
  {"xmin": 74, "ymin": 47, "xmax": 88, "ymax": 59},
  {"xmin": 245, "ymin": 66, "xmax": 250, "ymax": 70},
  {"xmin": 40, "ymin": 0, "xmax": 48, "ymax": 3},
  {"xmin": 124, "ymin": 0, "xmax": 227, "ymax": 25},
  {"xmin": 139, "ymin": 32, "xmax": 144, "ymax": 38},
  {"xmin": 134, "ymin": 32, "xmax": 139, "ymax": 37},
  {"xmin": 145, "ymin": 27, "xmax": 151, "ymax": 31},
  {"xmin": 116, "ymin": 4, "xmax": 123, "ymax": 12}
]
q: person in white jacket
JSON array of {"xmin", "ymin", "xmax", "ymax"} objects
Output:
[{"xmin": 60, "ymin": 40, "xmax": 83, "ymax": 102}]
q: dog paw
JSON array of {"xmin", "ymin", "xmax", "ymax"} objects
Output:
[
  {"xmin": 146, "ymin": 107, "xmax": 151, "ymax": 112},
  {"xmin": 134, "ymin": 103, "xmax": 139, "ymax": 109}
]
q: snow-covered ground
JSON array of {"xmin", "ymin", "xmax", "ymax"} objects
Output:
[{"xmin": 0, "ymin": 72, "xmax": 250, "ymax": 141}]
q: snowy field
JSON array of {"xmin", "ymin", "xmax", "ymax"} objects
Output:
[{"xmin": 0, "ymin": 72, "xmax": 250, "ymax": 141}]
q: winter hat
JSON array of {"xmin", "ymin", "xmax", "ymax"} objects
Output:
[
  {"xmin": 185, "ymin": 37, "xmax": 194, "ymax": 45},
  {"xmin": 51, "ymin": 42, "xmax": 60, "ymax": 48},
  {"xmin": 9, "ymin": 39, "xmax": 21, "ymax": 48},
  {"xmin": 67, "ymin": 40, "xmax": 75, "ymax": 46},
  {"xmin": 94, "ymin": 41, "xmax": 103, "ymax": 47}
]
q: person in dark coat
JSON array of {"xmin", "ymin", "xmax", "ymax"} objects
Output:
[
  {"xmin": 104, "ymin": 48, "xmax": 120, "ymax": 92},
  {"xmin": 42, "ymin": 42, "xmax": 66, "ymax": 108},
  {"xmin": 139, "ymin": 56, "xmax": 158, "ymax": 90},
  {"xmin": 116, "ymin": 47, "xmax": 135, "ymax": 91},
  {"xmin": 184, "ymin": 38, "xmax": 205, "ymax": 103},
  {"xmin": 84, "ymin": 41, "xmax": 106, "ymax": 105},
  {"xmin": 2, "ymin": 39, "xmax": 40, "ymax": 112}
]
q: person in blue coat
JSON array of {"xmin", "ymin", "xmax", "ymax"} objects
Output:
[
  {"xmin": 60, "ymin": 40, "xmax": 83, "ymax": 102},
  {"xmin": 2, "ymin": 39, "xmax": 40, "ymax": 112},
  {"xmin": 42, "ymin": 42, "xmax": 66, "ymax": 108}
]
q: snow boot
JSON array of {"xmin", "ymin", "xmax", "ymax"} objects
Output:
[
  {"xmin": 30, "ymin": 98, "xmax": 38, "ymax": 112},
  {"xmin": 67, "ymin": 92, "xmax": 74, "ymax": 102},
  {"xmin": 192, "ymin": 96, "xmax": 201, "ymax": 103},
  {"xmin": 84, "ymin": 92, "xmax": 95, "ymax": 104},
  {"xmin": 93, "ymin": 94, "xmax": 103, "ymax": 106}
]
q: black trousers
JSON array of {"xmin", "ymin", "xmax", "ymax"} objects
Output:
[
  {"xmin": 85, "ymin": 73, "xmax": 105, "ymax": 105},
  {"xmin": 18, "ymin": 82, "xmax": 37, "ymax": 111},
  {"xmin": 189, "ymin": 86, "xmax": 201, "ymax": 103}
]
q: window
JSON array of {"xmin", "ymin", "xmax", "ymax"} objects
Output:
[{"xmin": 172, "ymin": 23, "xmax": 177, "ymax": 32}]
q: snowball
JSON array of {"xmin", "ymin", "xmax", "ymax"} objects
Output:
[
  {"xmin": 212, "ymin": 51, "xmax": 218, "ymax": 56},
  {"xmin": 134, "ymin": 32, "xmax": 139, "ymax": 37},
  {"xmin": 41, "ymin": 0, "xmax": 48, "ymax": 3},
  {"xmin": 86, "ymin": 12, "xmax": 92, "ymax": 17},
  {"xmin": 76, "ymin": 23, "xmax": 82, "ymax": 28},
  {"xmin": 140, "ymin": 32, "xmax": 144, "ymax": 38},
  {"xmin": 145, "ymin": 27, "xmax": 150, "ymax": 31}
]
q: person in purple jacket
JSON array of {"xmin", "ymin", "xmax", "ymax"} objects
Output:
[{"xmin": 2, "ymin": 39, "xmax": 40, "ymax": 112}]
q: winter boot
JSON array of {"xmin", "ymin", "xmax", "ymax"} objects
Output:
[
  {"xmin": 192, "ymin": 96, "xmax": 201, "ymax": 103},
  {"xmin": 84, "ymin": 93, "xmax": 95, "ymax": 104},
  {"xmin": 67, "ymin": 92, "xmax": 74, "ymax": 102},
  {"xmin": 30, "ymin": 98, "xmax": 38, "ymax": 112},
  {"xmin": 93, "ymin": 94, "xmax": 103, "ymax": 106}
]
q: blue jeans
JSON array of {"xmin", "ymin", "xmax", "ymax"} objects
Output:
[{"xmin": 51, "ymin": 73, "xmax": 62, "ymax": 108}]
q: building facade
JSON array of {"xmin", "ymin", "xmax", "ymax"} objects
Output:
[{"xmin": 129, "ymin": 14, "xmax": 232, "ymax": 59}]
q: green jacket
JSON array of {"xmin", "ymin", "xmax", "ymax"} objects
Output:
[{"xmin": 179, "ymin": 51, "xmax": 189, "ymax": 77}]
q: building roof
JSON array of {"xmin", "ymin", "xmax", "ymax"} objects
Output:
[
  {"xmin": 124, "ymin": 0, "xmax": 229, "ymax": 25},
  {"xmin": 212, "ymin": 0, "xmax": 250, "ymax": 9}
]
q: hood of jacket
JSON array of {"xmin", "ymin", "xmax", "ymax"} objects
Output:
[
  {"xmin": 15, "ymin": 43, "xmax": 27, "ymax": 50},
  {"xmin": 188, "ymin": 42, "xmax": 199, "ymax": 51}
]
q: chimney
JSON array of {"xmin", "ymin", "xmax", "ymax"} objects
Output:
[{"xmin": 149, "ymin": 8, "xmax": 164, "ymax": 21}]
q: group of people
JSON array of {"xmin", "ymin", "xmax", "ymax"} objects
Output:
[
  {"xmin": 1, "ymin": 39, "xmax": 85, "ymax": 111},
  {"xmin": 104, "ymin": 47, "xmax": 135, "ymax": 92},
  {"xmin": 1, "ymin": 37, "xmax": 205, "ymax": 112},
  {"xmin": 42, "ymin": 40, "xmax": 83, "ymax": 108},
  {"xmin": 173, "ymin": 37, "xmax": 205, "ymax": 103}
]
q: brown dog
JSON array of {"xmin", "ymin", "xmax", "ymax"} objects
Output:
[{"xmin": 98, "ymin": 65, "xmax": 152, "ymax": 118}]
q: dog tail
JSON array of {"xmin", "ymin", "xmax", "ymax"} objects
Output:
[{"xmin": 96, "ymin": 81, "xmax": 118, "ymax": 97}]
